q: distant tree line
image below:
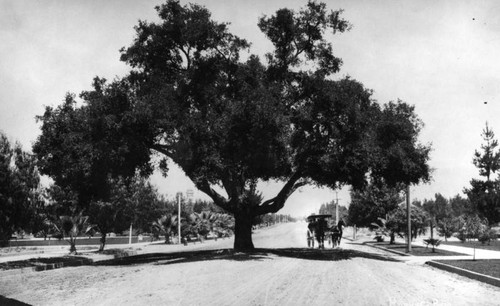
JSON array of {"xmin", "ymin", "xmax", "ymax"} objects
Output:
[
  {"xmin": 317, "ymin": 201, "xmax": 348, "ymax": 222},
  {"xmin": 0, "ymin": 133, "xmax": 42, "ymax": 246},
  {"xmin": 0, "ymin": 130, "xmax": 236, "ymax": 251},
  {"xmin": 348, "ymin": 122, "xmax": 500, "ymax": 244}
]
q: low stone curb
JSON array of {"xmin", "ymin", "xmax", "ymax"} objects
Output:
[
  {"xmin": 32, "ymin": 258, "xmax": 94, "ymax": 272},
  {"xmin": 29, "ymin": 249, "xmax": 138, "ymax": 272},
  {"xmin": 426, "ymin": 260, "xmax": 500, "ymax": 288},
  {"xmin": 364, "ymin": 242, "xmax": 411, "ymax": 257},
  {"xmin": 0, "ymin": 258, "xmax": 96, "ymax": 278},
  {"xmin": 361, "ymin": 239, "xmax": 500, "ymax": 288},
  {"xmin": 0, "ymin": 249, "xmax": 138, "ymax": 278},
  {"xmin": 111, "ymin": 249, "xmax": 138, "ymax": 259}
]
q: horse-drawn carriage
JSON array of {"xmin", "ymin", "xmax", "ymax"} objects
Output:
[{"xmin": 306, "ymin": 214, "xmax": 344, "ymax": 249}]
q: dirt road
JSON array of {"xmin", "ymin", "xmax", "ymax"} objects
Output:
[{"xmin": 2, "ymin": 222, "xmax": 500, "ymax": 305}]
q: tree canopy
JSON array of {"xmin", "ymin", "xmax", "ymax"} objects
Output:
[
  {"xmin": 34, "ymin": 0, "xmax": 431, "ymax": 250},
  {"xmin": 465, "ymin": 123, "xmax": 500, "ymax": 225},
  {"xmin": 33, "ymin": 80, "xmax": 153, "ymax": 208},
  {"xmin": 347, "ymin": 181, "xmax": 404, "ymax": 228},
  {"xmin": 473, "ymin": 122, "xmax": 500, "ymax": 182},
  {"xmin": 0, "ymin": 133, "xmax": 42, "ymax": 245}
]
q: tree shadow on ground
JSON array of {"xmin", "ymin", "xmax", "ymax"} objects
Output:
[
  {"xmin": 95, "ymin": 249, "xmax": 268, "ymax": 266},
  {"xmin": 0, "ymin": 295, "xmax": 31, "ymax": 306},
  {"xmin": 260, "ymin": 247, "xmax": 399, "ymax": 262},
  {"xmin": 94, "ymin": 246, "xmax": 400, "ymax": 267}
]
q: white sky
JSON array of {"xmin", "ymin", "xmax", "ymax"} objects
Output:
[{"xmin": 1, "ymin": 0, "xmax": 500, "ymax": 217}]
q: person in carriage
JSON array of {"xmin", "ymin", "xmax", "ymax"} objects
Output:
[
  {"xmin": 307, "ymin": 220, "xmax": 316, "ymax": 248},
  {"xmin": 306, "ymin": 215, "xmax": 332, "ymax": 249}
]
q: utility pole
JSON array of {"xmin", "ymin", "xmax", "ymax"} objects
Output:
[
  {"xmin": 335, "ymin": 191, "xmax": 339, "ymax": 224},
  {"xmin": 128, "ymin": 223, "xmax": 132, "ymax": 245},
  {"xmin": 406, "ymin": 185, "xmax": 412, "ymax": 253},
  {"xmin": 177, "ymin": 192, "xmax": 182, "ymax": 244}
]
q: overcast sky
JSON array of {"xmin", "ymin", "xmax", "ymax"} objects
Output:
[{"xmin": 1, "ymin": 0, "xmax": 500, "ymax": 217}]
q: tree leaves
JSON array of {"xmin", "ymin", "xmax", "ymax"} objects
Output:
[
  {"xmin": 33, "ymin": 1, "xmax": 432, "ymax": 250},
  {"xmin": 116, "ymin": 0, "xmax": 431, "ymax": 218},
  {"xmin": 0, "ymin": 133, "xmax": 42, "ymax": 244},
  {"xmin": 258, "ymin": 1, "xmax": 349, "ymax": 76},
  {"xmin": 465, "ymin": 123, "xmax": 500, "ymax": 224},
  {"xmin": 473, "ymin": 122, "xmax": 500, "ymax": 181}
]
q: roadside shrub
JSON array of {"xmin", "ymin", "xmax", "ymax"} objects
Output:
[
  {"xmin": 436, "ymin": 218, "xmax": 455, "ymax": 241},
  {"xmin": 454, "ymin": 214, "xmax": 489, "ymax": 243},
  {"xmin": 478, "ymin": 229, "xmax": 497, "ymax": 245},
  {"xmin": 423, "ymin": 238, "xmax": 441, "ymax": 252},
  {"xmin": 456, "ymin": 229, "xmax": 467, "ymax": 242},
  {"xmin": 374, "ymin": 235, "xmax": 384, "ymax": 242}
]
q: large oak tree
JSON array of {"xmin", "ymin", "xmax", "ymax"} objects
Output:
[{"xmin": 35, "ymin": 0, "xmax": 431, "ymax": 251}]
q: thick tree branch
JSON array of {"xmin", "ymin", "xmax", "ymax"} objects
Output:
[
  {"xmin": 256, "ymin": 171, "xmax": 307, "ymax": 215},
  {"xmin": 194, "ymin": 179, "xmax": 234, "ymax": 214},
  {"xmin": 151, "ymin": 144, "xmax": 234, "ymax": 213},
  {"xmin": 221, "ymin": 169, "xmax": 246, "ymax": 205},
  {"xmin": 150, "ymin": 144, "xmax": 174, "ymax": 159},
  {"xmin": 221, "ymin": 173, "xmax": 237, "ymax": 202},
  {"xmin": 178, "ymin": 46, "xmax": 192, "ymax": 70}
]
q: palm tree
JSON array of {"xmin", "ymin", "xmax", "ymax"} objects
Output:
[
  {"xmin": 58, "ymin": 213, "xmax": 92, "ymax": 254},
  {"xmin": 151, "ymin": 214, "xmax": 178, "ymax": 244},
  {"xmin": 189, "ymin": 211, "xmax": 219, "ymax": 241},
  {"xmin": 212, "ymin": 213, "xmax": 235, "ymax": 238}
]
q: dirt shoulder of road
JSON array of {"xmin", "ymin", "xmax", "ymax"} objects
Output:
[{"xmin": 3, "ymin": 224, "xmax": 500, "ymax": 306}]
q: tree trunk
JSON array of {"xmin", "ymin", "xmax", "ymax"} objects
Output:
[
  {"xmin": 69, "ymin": 236, "xmax": 77, "ymax": 254},
  {"xmin": 390, "ymin": 232, "xmax": 395, "ymax": 244},
  {"xmin": 99, "ymin": 232, "xmax": 107, "ymax": 252},
  {"xmin": 234, "ymin": 212, "xmax": 254, "ymax": 251}
]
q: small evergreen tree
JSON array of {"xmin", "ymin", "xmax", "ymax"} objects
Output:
[
  {"xmin": 473, "ymin": 122, "xmax": 500, "ymax": 182},
  {"xmin": 465, "ymin": 123, "xmax": 500, "ymax": 224}
]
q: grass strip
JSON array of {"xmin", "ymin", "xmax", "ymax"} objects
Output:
[
  {"xmin": 435, "ymin": 259, "xmax": 500, "ymax": 279},
  {"xmin": 367, "ymin": 242, "xmax": 466, "ymax": 256},
  {"xmin": 441, "ymin": 240, "xmax": 500, "ymax": 252}
]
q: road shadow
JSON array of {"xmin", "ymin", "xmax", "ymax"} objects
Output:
[
  {"xmin": 94, "ymin": 246, "xmax": 399, "ymax": 267},
  {"xmin": 94, "ymin": 249, "xmax": 268, "ymax": 266},
  {"xmin": 259, "ymin": 247, "xmax": 400, "ymax": 262},
  {"xmin": 0, "ymin": 295, "xmax": 31, "ymax": 306}
]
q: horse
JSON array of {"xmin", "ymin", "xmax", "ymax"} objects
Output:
[
  {"xmin": 307, "ymin": 221, "xmax": 315, "ymax": 248},
  {"xmin": 308, "ymin": 217, "xmax": 341, "ymax": 249},
  {"xmin": 314, "ymin": 218, "xmax": 328, "ymax": 249},
  {"xmin": 330, "ymin": 219, "xmax": 345, "ymax": 248},
  {"xmin": 330, "ymin": 227, "xmax": 341, "ymax": 247}
]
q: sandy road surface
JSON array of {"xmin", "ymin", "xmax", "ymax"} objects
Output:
[{"xmin": 2, "ymin": 222, "xmax": 500, "ymax": 306}]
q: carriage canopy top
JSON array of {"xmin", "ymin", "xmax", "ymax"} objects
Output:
[{"xmin": 306, "ymin": 214, "xmax": 333, "ymax": 222}]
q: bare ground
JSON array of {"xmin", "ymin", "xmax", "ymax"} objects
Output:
[{"xmin": 2, "ymin": 222, "xmax": 500, "ymax": 306}]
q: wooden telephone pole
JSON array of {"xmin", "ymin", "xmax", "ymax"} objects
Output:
[
  {"xmin": 335, "ymin": 191, "xmax": 340, "ymax": 224},
  {"xmin": 406, "ymin": 185, "xmax": 411, "ymax": 253},
  {"xmin": 177, "ymin": 192, "xmax": 182, "ymax": 244}
]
